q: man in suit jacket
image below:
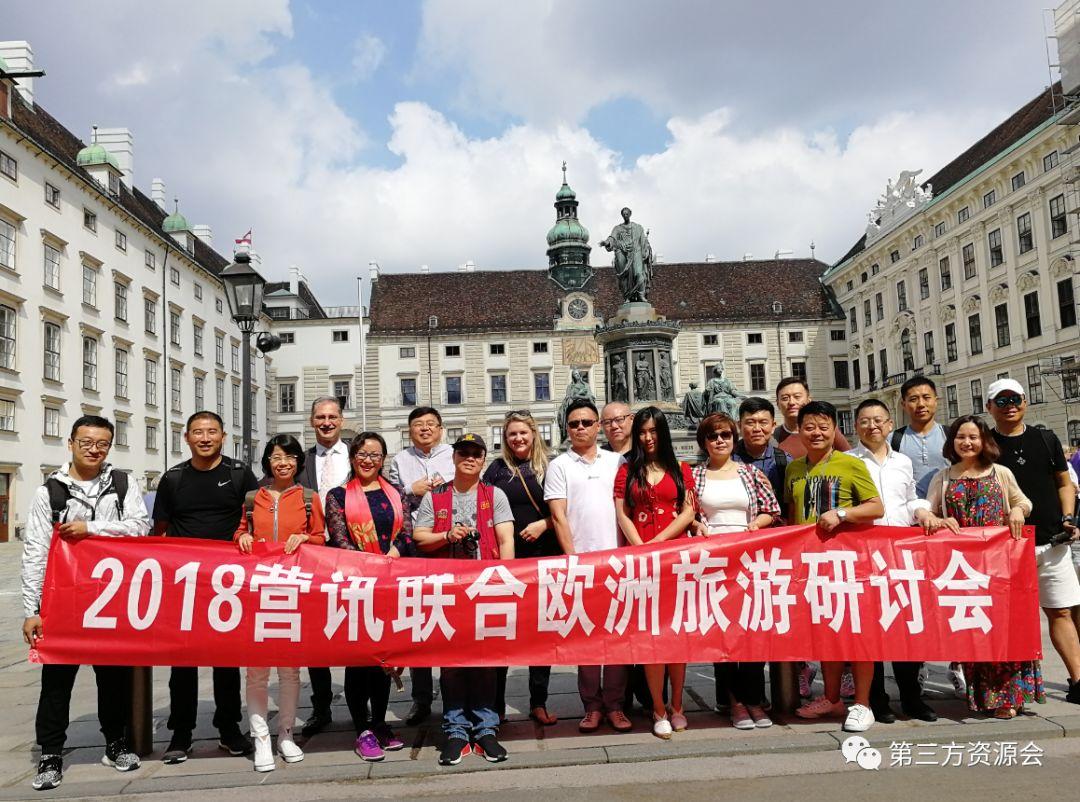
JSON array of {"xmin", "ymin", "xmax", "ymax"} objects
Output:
[{"xmin": 297, "ymin": 396, "xmax": 352, "ymax": 736}]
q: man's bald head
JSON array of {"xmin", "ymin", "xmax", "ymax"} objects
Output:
[{"xmin": 600, "ymin": 402, "xmax": 633, "ymax": 454}]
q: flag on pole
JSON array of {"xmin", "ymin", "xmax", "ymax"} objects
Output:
[{"xmin": 234, "ymin": 229, "xmax": 252, "ymax": 246}]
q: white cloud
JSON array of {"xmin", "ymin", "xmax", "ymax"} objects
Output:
[{"xmin": 350, "ymin": 34, "xmax": 387, "ymax": 81}]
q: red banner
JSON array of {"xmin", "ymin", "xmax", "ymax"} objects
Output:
[{"xmin": 34, "ymin": 525, "xmax": 1041, "ymax": 667}]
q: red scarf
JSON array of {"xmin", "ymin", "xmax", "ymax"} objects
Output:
[
  {"xmin": 343, "ymin": 476, "xmax": 404, "ymax": 554},
  {"xmin": 431, "ymin": 482, "xmax": 499, "ymax": 559}
]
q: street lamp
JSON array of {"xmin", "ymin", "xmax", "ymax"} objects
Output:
[
  {"xmin": 220, "ymin": 252, "xmax": 266, "ymax": 466},
  {"xmin": 772, "ymin": 300, "xmax": 785, "ymax": 373}
]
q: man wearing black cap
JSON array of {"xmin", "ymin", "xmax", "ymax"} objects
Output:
[{"xmin": 412, "ymin": 434, "xmax": 516, "ymax": 765}]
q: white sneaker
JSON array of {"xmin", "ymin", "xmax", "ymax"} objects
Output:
[
  {"xmin": 843, "ymin": 704, "xmax": 875, "ymax": 732},
  {"xmin": 795, "ymin": 696, "xmax": 847, "ymax": 719},
  {"xmin": 748, "ymin": 705, "xmax": 773, "ymax": 728},
  {"xmin": 253, "ymin": 734, "xmax": 275, "ymax": 772},
  {"xmin": 949, "ymin": 663, "xmax": 967, "ymax": 699},
  {"xmin": 278, "ymin": 731, "xmax": 304, "ymax": 764},
  {"xmin": 730, "ymin": 703, "xmax": 755, "ymax": 730},
  {"xmin": 652, "ymin": 715, "xmax": 673, "ymax": 740}
]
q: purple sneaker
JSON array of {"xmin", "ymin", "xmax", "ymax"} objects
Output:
[
  {"xmin": 354, "ymin": 730, "xmax": 384, "ymax": 762},
  {"xmin": 374, "ymin": 724, "xmax": 404, "ymax": 752}
]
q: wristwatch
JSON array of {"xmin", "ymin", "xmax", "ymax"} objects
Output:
[
  {"xmin": 836, "ymin": 508, "xmax": 848, "ymax": 521},
  {"xmin": 1063, "ymin": 514, "xmax": 1077, "ymax": 527}
]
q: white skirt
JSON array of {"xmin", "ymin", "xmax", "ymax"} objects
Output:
[{"xmin": 1035, "ymin": 543, "xmax": 1080, "ymax": 609}]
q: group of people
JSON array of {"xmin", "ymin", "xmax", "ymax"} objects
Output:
[{"xmin": 19, "ymin": 373, "xmax": 1080, "ymax": 789}]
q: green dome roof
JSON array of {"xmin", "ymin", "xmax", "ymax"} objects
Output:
[
  {"xmin": 76, "ymin": 143, "xmax": 120, "ymax": 170},
  {"xmin": 555, "ymin": 181, "xmax": 576, "ymax": 201},
  {"xmin": 162, "ymin": 203, "xmax": 191, "ymax": 233},
  {"xmin": 546, "ymin": 217, "xmax": 589, "ymax": 247}
]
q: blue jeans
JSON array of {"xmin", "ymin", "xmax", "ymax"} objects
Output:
[{"xmin": 440, "ymin": 667, "xmax": 499, "ymax": 740}]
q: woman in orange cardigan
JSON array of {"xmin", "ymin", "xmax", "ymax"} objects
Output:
[{"xmin": 233, "ymin": 434, "xmax": 326, "ymax": 772}]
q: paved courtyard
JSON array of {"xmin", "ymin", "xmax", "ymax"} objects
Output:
[{"xmin": 1, "ymin": 540, "xmax": 1080, "ymax": 798}]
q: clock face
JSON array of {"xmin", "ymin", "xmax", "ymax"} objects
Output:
[{"xmin": 567, "ymin": 298, "xmax": 588, "ymax": 320}]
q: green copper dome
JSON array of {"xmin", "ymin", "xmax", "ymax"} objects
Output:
[
  {"xmin": 555, "ymin": 181, "xmax": 576, "ymax": 201},
  {"xmin": 76, "ymin": 143, "xmax": 120, "ymax": 171},
  {"xmin": 162, "ymin": 201, "xmax": 191, "ymax": 233},
  {"xmin": 546, "ymin": 217, "xmax": 589, "ymax": 246}
]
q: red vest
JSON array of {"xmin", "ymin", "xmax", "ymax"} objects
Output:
[{"xmin": 430, "ymin": 482, "xmax": 499, "ymax": 560}]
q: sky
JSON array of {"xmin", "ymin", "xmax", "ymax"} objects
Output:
[{"xmin": 5, "ymin": 0, "xmax": 1060, "ymax": 303}]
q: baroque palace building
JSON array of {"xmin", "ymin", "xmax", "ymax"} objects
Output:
[
  {"xmin": 0, "ymin": 41, "xmax": 272, "ymax": 541},
  {"xmin": 822, "ymin": 81, "xmax": 1080, "ymax": 446}
]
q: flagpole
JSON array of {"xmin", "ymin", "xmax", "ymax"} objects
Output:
[{"xmin": 357, "ymin": 275, "xmax": 367, "ymax": 431}]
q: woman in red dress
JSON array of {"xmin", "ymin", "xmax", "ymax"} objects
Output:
[{"xmin": 614, "ymin": 406, "xmax": 697, "ymax": 739}]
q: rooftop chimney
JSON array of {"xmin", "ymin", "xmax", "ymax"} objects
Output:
[
  {"xmin": 743, "ymin": 253, "xmax": 754, "ymax": 261},
  {"xmin": 465, "ymin": 260, "xmax": 475, "ymax": 273},
  {"xmin": 0, "ymin": 41, "xmax": 34, "ymax": 106},
  {"xmin": 151, "ymin": 178, "xmax": 166, "ymax": 209},
  {"xmin": 419, "ymin": 264, "xmax": 429, "ymax": 274},
  {"xmin": 457, "ymin": 263, "xmax": 467, "ymax": 273},
  {"xmin": 192, "ymin": 224, "xmax": 213, "ymax": 247},
  {"xmin": 95, "ymin": 127, "xmax": 134, "ymax": 186},
  {"xmin": 704, "ymin": 253, "xmax": 716, "ymax": 263},
  {"xmin": 289, "ymin": 264, "xmax": 301, "ymax": 296},
  {"xmin": 368, "ymin": 260, "xmax": 380, "ymax": 282},
  {"xmin": 774, "ymin": 249, "xmax": 793, "ymax": 259}
]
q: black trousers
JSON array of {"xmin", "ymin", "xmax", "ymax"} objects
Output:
[
  {"xmin": 495, "ymin": 665, "xmax": 552, "ymax": 713},
  {"xmin": 308, "ymin": 666, "xmax": 333, "ymax": 715},
  {"xmin": 411, "ymin": 666, "xmax": 434, "ymax": 705},
  {"xmin": 870, "ymin": 661, "xmax": 923, "ymax": 709},
  {"xmin": 167, "ymin": 666, "xmax": 242, "ymax": 735},
  {"xmin": 714, "ymin": 662, "xmax": 766, "ymax": 707},
  {"xmin": 36, "ymin": 664, "xmax": 130, "ymax": 754},
  {"xmin": 344, "ymin": 667, "xmax": 391, "ymax": 733},
  {"xmin": 623, "ymin": 664, "xmax": 655, "ymax": 711}
]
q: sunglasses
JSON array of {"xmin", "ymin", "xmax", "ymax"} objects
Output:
[
  {"xmin": 504, "ymin": 409, "xmax": 533, "ymax": 419},
  {"xmin": 992, "ymin": 394, "xmax": 1024, "ymax": 408},
  {"xmin": 705, "ymin": 430, "xmax": 735, "ymax": 442},
  {"xmin": 567, "ymin": 419, "xmax": 597, "ymax": 430}
]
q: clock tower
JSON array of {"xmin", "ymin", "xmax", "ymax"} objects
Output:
[{"xmin": 546, "ymin": 163, "xmax": 593, "ymax": 291}]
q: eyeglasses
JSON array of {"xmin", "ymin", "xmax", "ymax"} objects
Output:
[
  {"xmin": 504, "ymin": 409, "xmax": 533, "ymax": 419},
  {"xmin": 73, "ymin": 438, "xmax": 113, "ymax": 451},
  {"xmin": 705, "ymin": 431, "xmax": 734, "ymax": 442},
  {"xmin": 856, "ymin": 417, "xmax": 891, "ymax": 428},
  {"xmin": 352, "ymin": 452, "xmax": 385, "ymax": 464},
  {"xmin": 992, "ymin": 394, "xmax": 1024, "ymax": 408},
  {"xmin": 600, "ymin": 414, "xmax": 633, "ymax": 427},
  {"xmin": 410, "ymin": 420, "xmax": 442, "ymax": 430},
  {"xmin": 268, "ymin": 455, "xmax": 298, "ymax": 464},
  {"xmin": 567, "ymin": 419, "xmax": 598, "ymax": 430},
  {"xmin": 456, "ymin": 450, "xmax": 485, "ymax": 461}
]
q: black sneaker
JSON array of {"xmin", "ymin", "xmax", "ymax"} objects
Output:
[
  {"xmin": 163, "ymin": 732, "xmax": 192, "ymax": 764},
  {"xmin": 301, "ymin": 710, "xmax": 332, "ymax": 737},
  {"xmin": 406, "ymin": 702, "xmax": 431, "ymax": 726},
  {"xmin": 473, "ymin": 734, "xmax": 507, "ymax": 763},
  {"xmin": 31, "ymin": 755, "xmax": 63, "ymax": 791},
  {"xmin": 102, "ymin": 738, "xmax": 140, "ymax": 772},
  {"xmin": 1068, "ymin": 679, "xmax": 1080, "ymax": 705},
  {"xmin": 438, "ymin": 737, "xmax": 470, "ymax": 766},
  {"xmin": 217, "ymin": 731, "xmax": 252, "ymax": 756}
]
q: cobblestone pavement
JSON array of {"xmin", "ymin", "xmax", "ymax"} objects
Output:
[{"xmin": 0, "ymin": 541, "xmax": 1078, "ymax": 799}]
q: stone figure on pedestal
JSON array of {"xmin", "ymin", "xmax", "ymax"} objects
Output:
[
  {"xmin": 599, "ymin": 207, "xmax": 654, "ymax": 303},
  {"xmin": 634, "ymin": 353, "xmax": 656, "ymax": 400},
  {"xmin": 682, "ymin": 382, "xmax": 706, "ymax": 428},
  {"xmin": 703, "ymin": 361, "xmax": 742, "ymax": 419},
  {"xmin": 558, "ymin": 368, "xmax": 596, "ymax": 442},
  {"xmin": 609, "ymin": 354, "xmax": 629, "ymax": 403},
  {"xmin": 658, "ymin": 352, "xmax": 674, "ymax": 401}
]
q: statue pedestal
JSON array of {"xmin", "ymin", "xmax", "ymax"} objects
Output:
[{"xmin": 597, "ymin": 303, "xmax": 697, "ymax": 458}]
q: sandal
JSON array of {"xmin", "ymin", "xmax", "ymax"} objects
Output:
[
  {"xmin": 529, "ymin": 706, "xmax": 557, "ymax": 726},
  {"xmin": 992, "ymin": 707, "xmax": 1017, "ymax": 719}
]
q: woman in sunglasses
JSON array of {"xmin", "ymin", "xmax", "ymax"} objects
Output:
[
  {"xmin": 324, "ymin": 432, "xmax": 412, "ymax": 762},
  {"xmin": 614, "ymin": 407, "xmax": 697, "ymax": 739},
  {"xmin": 691, "ymin": 413, "xmax": 781, "ymax": 731},
  {"xmin": 483, "ymin": 411, "xmax": 560, "ymax": 725},
  {"xmin": 923, "ymin": 414, "xmax": 1042, "ymax": 719}
]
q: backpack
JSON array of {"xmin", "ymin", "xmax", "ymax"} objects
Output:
[
  {"xmin": 243, "ymin": 487, "xmax": 315, "ymax": 537},
  {"xmin": 890, "ymin": 426, "xmax": 907, "ymax": 452},
  {"xmin": 46, "ymin": 470, "xmax": 129, "ymax": 524}
]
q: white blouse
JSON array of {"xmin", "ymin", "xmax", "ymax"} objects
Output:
[{"xmin": 698, "ymin": 475, "xmax": 751, "ymax": 534}]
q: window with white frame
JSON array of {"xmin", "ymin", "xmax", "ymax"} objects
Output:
[
  {"xmin": 193, "ymin": 321, "xmax": 203, "ymax": 355},
  {"xmin": 534, "ymin": 372, "xmax": 551, "ymax": 401},
  {"xmin": 946, "ymin": 384, "xmax": 959, "ymax": 419},
  {"xmin": 215, "ymin": 332, "xmax": 225, "ymax": 365},
  {"xmin": 533, "ymin": 341, "xmax": 549, "ymax": 354},
  {"xmin": 934, "ymin": 221, "xmax": 946, "ymax": 237},
  {"xmin": 144, "ymin": 250, "xmax": 156, "ymax": 270},
  {"xmin": 115, "ymin": 230, "xmax": 127, "ymax": 252},
  {"xmin": 171, "ymin": 367, "xmax": 182, "ymax": 412},
  {"xmin": 115, "ymin": 418, "xmax": 129, "ymax": 447},
  {"xmin": 215, "ymin": 297, "xmax": 223, "ymax": 313},
  {"xmin": 490, "ymin": 426, "xmax": 502, "ymax": 449},
  {"xmin": 82, "ymin": 264, "xmax": 97, "ymax": 306},
  {"xmin": 279, "ymin": 382, "xmax": 296, "ymax": 413},
  {"xmin": 1027, "ymin": 365, "xmax": 1044, "ymax": 404},
  {"xmin": 750, "ymin": 363, "xmax": 767, "ymax": 392},
  {"xmin": 747, "ymin": 332, "xmax": 763, "ymax": 344},
  {"xmin": 43, "ymin": 243, "xmax": 60, "ymax": 289},
  {"xmin": 145, "ymin": 358, "xmax": 158, "ymax": 405},
  {"xmin": 988, "ymin": 229, "xmax": 1003, "ymax": 267},
  {"xmin": 788, "ymin": 331, "xmax": 804, "ymax": 343},
  {"xmin": 194, "ymin": 375, "xmax": 204, "ymax": 410},
  {"xmin": 957, "ymin": 206, "xmax": 970, "ymax": 224},
  {"xmin": 970, "ymin": 379, "xmax": 984, "ymax": 414},
  {"xmin": 0, "ymin": 304, "xmax": 14, "ymax": 370},
  {"xmin": 983, "ymin": 189, "xmax": 996, "ymax": 209},
  {"xmin": 169, "ymin": 310, "xmax": 181, "ymax": 346},
  {"xmin": 489, "ymin": 343, "xmax": 505, "ymax": 355},
  {"xmin": 539, "ymin": 423, "xmax": 553, "ymax": 445},
  {"xmin": 45, "ymin": 182, "xmax": 60, "ymax": 208},
  {"xmin": 171, "ymin": 428, "xmax": 182, "ymax": 453},
  {"xmin": 0, "ymin": 150, "xmax": 16, "ymax": 180},
  {"xmin": 490, "ymin": 374, "xmax": 507, "ymax": 403},
  {"xmin": 400, "ymin": 345, "xmax": 416, "ymax": 358},
  {"xmin": 193, "ymin": 282, "xmax": 203, "ymax": 301},
  {"xmin": 0, "ymin": 219, "xmax": 15, "ymax": 271},
  {"xmin": 1017, "ymin": 212, "xmax": 1033, "ymax": 253},
  {"xmin": 43, "ymin": 322, "xmax": 60, "ymax": 380},
  {"xmin": 44, "ymin": 406, "xmax": 60, "ymax": 438},
  {"xmin": 146, "ymin": 423, "xmax": 158, "ymax": 450},
  {"xmin": 83, "ymin": 208, "xmax": 96, "ymax": 232},
  {"xmin": 170, "ymin": 266, "xmax": 180, "ymax": 286},
  {"xmin": 334, "ymin": 379, "xmax": 351, "ymax": 410},
  {"xmin": 0, "ymin": 398, "xmax": 14, "ymax": 432},
  {"xmin": 82, "ymin": 336, "xmax": 98, "ymax": 390},
  {"xmin": 939, "ymin": 256, "xmax": 952, "ymax": 290},
  {"xmin": 216, "ymin": 377, "xmax": 225, "ymax": 417},
  {"xmin": 1051, "ymin": 194, "xmax": 1068, "ymax": 238},
  {"xmin": 114, "ymin": 347, "xmax": 128, "ymax": 398},
  {"xmin": 231, "ymin": 342, "xmax": 240, "ymax": 372},
  {"xmin": 918, "ymin": 267, "xmax": 929, "ymax": 300},
  {"xmin": 332, "ymin": 330, "xmax": 349, "ymax": 343},
  {"xmin": 232, "ymin": 383, "xmax": 240, "ymax": 426}
]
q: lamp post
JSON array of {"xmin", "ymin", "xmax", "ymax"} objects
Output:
[
  {"xmin": 772, "ymin": 300, "xmax": 785, "ymax": 374},
  {"xmin": 220, "ymin": 252, "xmax": 267, "ymax": 466}
]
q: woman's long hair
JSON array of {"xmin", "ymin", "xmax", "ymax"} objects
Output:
[
  {"xmin": 624, "ymin": 406, "xmax": 685, "ymax": 510},
  {"xmin": 942, "ymin": 414, "xmax": 1000, "ymax": 468},
  {"xmin": 500, "ymin": 411, "xmax": 549, "ymax": 482}
]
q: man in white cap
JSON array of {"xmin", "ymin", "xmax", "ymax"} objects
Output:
[{"xmin": 987, "ymin": 378, "xmax": 1080, "ymax": 704}]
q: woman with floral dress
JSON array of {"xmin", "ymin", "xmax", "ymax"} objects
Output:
[{"xmin": 925, "ymin": 414, "xmax": 1042, "ymax": 719}]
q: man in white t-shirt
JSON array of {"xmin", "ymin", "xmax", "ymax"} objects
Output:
[{"xmin": 545, "ymin": 398, "xmax": 630, "ymax": 733}]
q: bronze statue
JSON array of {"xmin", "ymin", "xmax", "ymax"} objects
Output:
[
  {"xmin": 702, "ymin": 362, "xmax": 742, "ymax": 419},
  {"xmin": 634, "ymin": 352, "xmax": 656, "ymax": 400},
  {"xmin": 682, "ymin": 381, "xmax": 705, "ymax": 428},
  {"xmin": 558, "ymin": 368, "xmax": 596, "ymax": 442},
  {"xmin": 609, "ymin": 354, "xmax": 629, "ymax": 403},
  {"xmin": 600, "ymin": 207, "xmax": 654, "ymax": 303}
]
